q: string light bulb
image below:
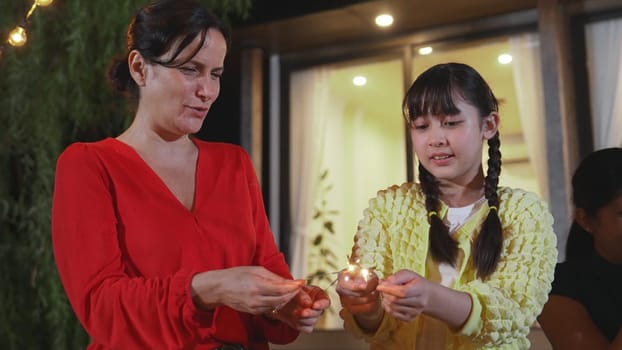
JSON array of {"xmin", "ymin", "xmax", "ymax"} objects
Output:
[
  {"xmin": 8, "ymin": 26, "xmax": 28, "ymax": 47},
  {"xmin": 1, "ymin": 0, "xmax": 54, "ymax": 61}
]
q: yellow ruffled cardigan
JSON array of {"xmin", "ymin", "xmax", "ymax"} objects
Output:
[{"xmin": 341, "ymin": 183, "xmax": 558, "ymax": 349}]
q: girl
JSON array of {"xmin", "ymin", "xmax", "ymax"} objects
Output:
[
  {"xmin": 336, "ymin": 62, "xmax": 557, "ymax": 349},
  {"xmin": 539, "ymin": 147, "xmax": 622, "ymax": 349}
]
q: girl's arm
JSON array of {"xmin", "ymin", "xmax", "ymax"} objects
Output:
[
  {"xmin": 539, "ymin": 295, "xmax": 622, "ymax": 350},
  {"xmin": 376, "ymin": 269, "xmax": 472, "ymax": 328},
  {"xmin": 340, "ymin": 184, "xmax": 424, "ymax": 342},
  {"xmin": 419, "ymin": 279, "xmax": 472, "ymax": 328}
]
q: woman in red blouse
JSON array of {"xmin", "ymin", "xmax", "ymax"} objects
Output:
[{"xmin": 51, "ymin": 1, "xmax": 329, "ymax": 349}]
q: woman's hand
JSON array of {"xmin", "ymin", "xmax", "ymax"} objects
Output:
[
  {"xmin": 270, "ymin": 285, "xmax": 331, "ymax": 333},
  {"xmin": 190, "ymin": 266, "xmax": 304, "ymax": 315},
  {"xmin": 376, "ymin": 269, "xmax": 430, "ymax": 322},
  {"xmin": 336, "ymin": 266, "xmax": 382, "ymax": 331}
]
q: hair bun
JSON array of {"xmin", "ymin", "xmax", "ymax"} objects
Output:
[{"xmin": 107, "ymin": 55, "xmax": 132, "ymax": 95}]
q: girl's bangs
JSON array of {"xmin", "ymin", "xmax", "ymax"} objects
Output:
[{"xmin": 407, "ymin": 83, "xmax": 461, "ymax": 120}]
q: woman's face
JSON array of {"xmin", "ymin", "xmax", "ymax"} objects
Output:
[
  {"xmin": 409, "ymin": 97, "xmax": 498, "ymax": 186},
  {"xmin": 133, "ymin": 28, "xmax": 227, "ymax": 138},
  {"xmin": 587, "ymin": 194, "xmax": 622, "ymax": 263}
]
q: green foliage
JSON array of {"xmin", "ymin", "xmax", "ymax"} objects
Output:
[
  {"xmin": 306, "ymin": 170, "xmax": 340, "ymax": 297},
  {"xmin": 0, "ymin": 1, "xmax": 250, "ymax": 349}
]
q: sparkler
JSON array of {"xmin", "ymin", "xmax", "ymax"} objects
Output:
[{"xmin": 343, "ymin": 257, "xmax": 377, "ymax": 283}]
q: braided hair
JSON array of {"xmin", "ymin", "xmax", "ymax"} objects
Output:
[{"xmin": 402, "ymin": 62, "xmax": 503, "ymax": 279}]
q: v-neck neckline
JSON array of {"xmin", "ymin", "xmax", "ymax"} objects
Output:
[
  {"xmin": 438, "ymin": 197, "xmax": 489, "ymax": 242},
  {"xmin": 106, "ymin": 137, "xmax": 200, "ymax": 215}
]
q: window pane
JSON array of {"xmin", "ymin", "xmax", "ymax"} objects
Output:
[{"xmin": 289, "ymin": 58, "xmax": 405, "ymax": 328}]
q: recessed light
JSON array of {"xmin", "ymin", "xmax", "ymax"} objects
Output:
[
  {"xmin": 353, "ymin": 76, "xmax": 367, "ymax": 86},
  {"xmin": 418, "ymin": 46, "xmax": 433, "ymax": 55},
  {"xmin": 375, "ymin": 14, "xmax": 394, "ymax": 27},
  {"xmin": 498, "ymin": 53, "xmax": 513, "ymax": 64}
]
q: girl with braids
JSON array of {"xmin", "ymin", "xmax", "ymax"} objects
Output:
[
  {"xmin": 336, "ymin": 62, "xmax": 557, "ymax": 349},
  {"xmin": 539, "ymin": 147, "xmax": 622, "ymax": 350}
]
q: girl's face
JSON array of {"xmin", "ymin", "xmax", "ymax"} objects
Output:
[
  {"xmin": 580, "ymin": 194, "xmax": 622, "ymax": 263},
  {"xmin": 130, "ymin": 28, "xmax": 227, "ymax": 138},
  {"xmin": 410, "ymin": 97, "xmax": 498, "ymax": 186}
]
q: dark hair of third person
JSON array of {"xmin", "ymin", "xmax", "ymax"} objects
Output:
[
  {"xmin": 107, "ymin": 0, "xmax": 231, "ymax": 100},
  {"xmin": 402, "ymin": 62, "xmax": 502, "ymax": 279},
  {"xmin": 565, "ymin": 147, "xmax": 622, "ymax": 262}
]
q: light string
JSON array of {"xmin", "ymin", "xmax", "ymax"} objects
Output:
[{"xmin": 0, "ymin": 0, "xmax": 54, "ymax": 61}]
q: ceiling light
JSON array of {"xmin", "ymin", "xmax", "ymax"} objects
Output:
[
  {"xmin": 498, "ymin": 53, "xmax": 513, "ymax": 64},
  {"xmin": 418, "ymin": 46, "xmax": 433, "ymax": 55},
  {"xmin": 353, "ymin": 76, "xmax": 367, "ymax": 86},
  {"xmin": 375, "ymin": 14, "xmax": 393, "ymax": 27}
]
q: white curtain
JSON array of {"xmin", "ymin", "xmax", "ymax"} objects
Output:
[
  {"xmin": 585, "ymin": 17, "xmax": 622, "ymax": 149},
  {"xmin": 509, "ymin": 34, "xmax": 549, "ymax": 200},
  {"xmin": 289, "ymin": 68, "xmax": 330, "ymax": 280}
]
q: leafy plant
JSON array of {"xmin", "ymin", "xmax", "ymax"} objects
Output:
[{"xmin": 305, "ymin": 169, "xmax": 340, "ymax": 292}]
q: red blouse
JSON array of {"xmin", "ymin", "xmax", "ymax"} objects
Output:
[{"xmin": 52, "ymin": 138, "xmax": 298, "ymax": 349}]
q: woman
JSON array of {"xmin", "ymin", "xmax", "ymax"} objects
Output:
[
  {"xmin": 51, "ymin": 1, "xmax": 329, "ymax": 349},
  {"xmin": 539, "ymin": 147, "xmax": 622, "ymax": 349}
]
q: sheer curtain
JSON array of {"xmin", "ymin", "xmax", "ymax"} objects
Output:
[
  {"xmin": 585, "ymin": 17, "xmax": 622, "ymax": 149},
  {"xmin": 509, "ymin": 33, "xmax": 549, "ymax": 200},
  {"xmin": 288, "ymin": 68, "xmax": 331, "ymax": 280}
]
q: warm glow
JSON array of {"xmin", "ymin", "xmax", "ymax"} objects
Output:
[
  {"xmin": 36, "ymin": 0, "xmax": 54, "ymax": 6},
  {"xmin": 418, "ymin": 46, "xmax": 433, "ymax": 55},
  {"xmin": 0, "ymin": 0, "xmax": 52, "ymax": 60},
  {"xmin": 353, "ymin": 76, "xmax": 367, "ymax": 86},
  {"xmin": 8, "ymin": 26, "xmax": 27, "ymax": 47},
  {"xmin": 345, "ymin": 260, "xmax": 374, "ymax": 283},
  {"xmin": 375, "ymin": 14, "xmax": 394, "ymax": 27},
  {"xmin": 498, "ymin": 53, "xmax": 513, "ymax": 64},
  {"xmin": 360, "ymin": 268, "xmax": 370, "ymax": 282}
]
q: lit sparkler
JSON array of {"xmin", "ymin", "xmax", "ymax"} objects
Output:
[{"xmin": 344, "ymin": 257, "xmax": 376, "ymax": 283}]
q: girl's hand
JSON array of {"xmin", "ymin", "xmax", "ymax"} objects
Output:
[
  {"xmin": 336, "ymin": 267, "xmax": 383, "ymax": 330},
  {"xmin": 191, "ymin": 266, "xmax": 305, "ymax": 315},
  {"xmin": 270, "ymin": 285, "xmax": 331, "ymax": 333},
  {"xmin": 376, "ymin": 269, "xmax": 431, "ymax": 322}
]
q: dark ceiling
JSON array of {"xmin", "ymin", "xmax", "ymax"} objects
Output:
[
  {"xmin": 233, "ymin": 0, "xmax": 374, "ymax": 26},
  {"xmin": 230, "ymin": 0, "xmax": 541, "ymax": 57}
]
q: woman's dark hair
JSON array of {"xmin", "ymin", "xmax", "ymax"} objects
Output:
[
  {"xmin": 107, "ymin": 0, "xmax": 231, "ymax": 99},
  {"xmin": 565, "ymin": 147, "xmax": 622, "ymax": 262},
  {"xmin": 402, "ymin": 62, "xmax": 502, "ymax": 279}
]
